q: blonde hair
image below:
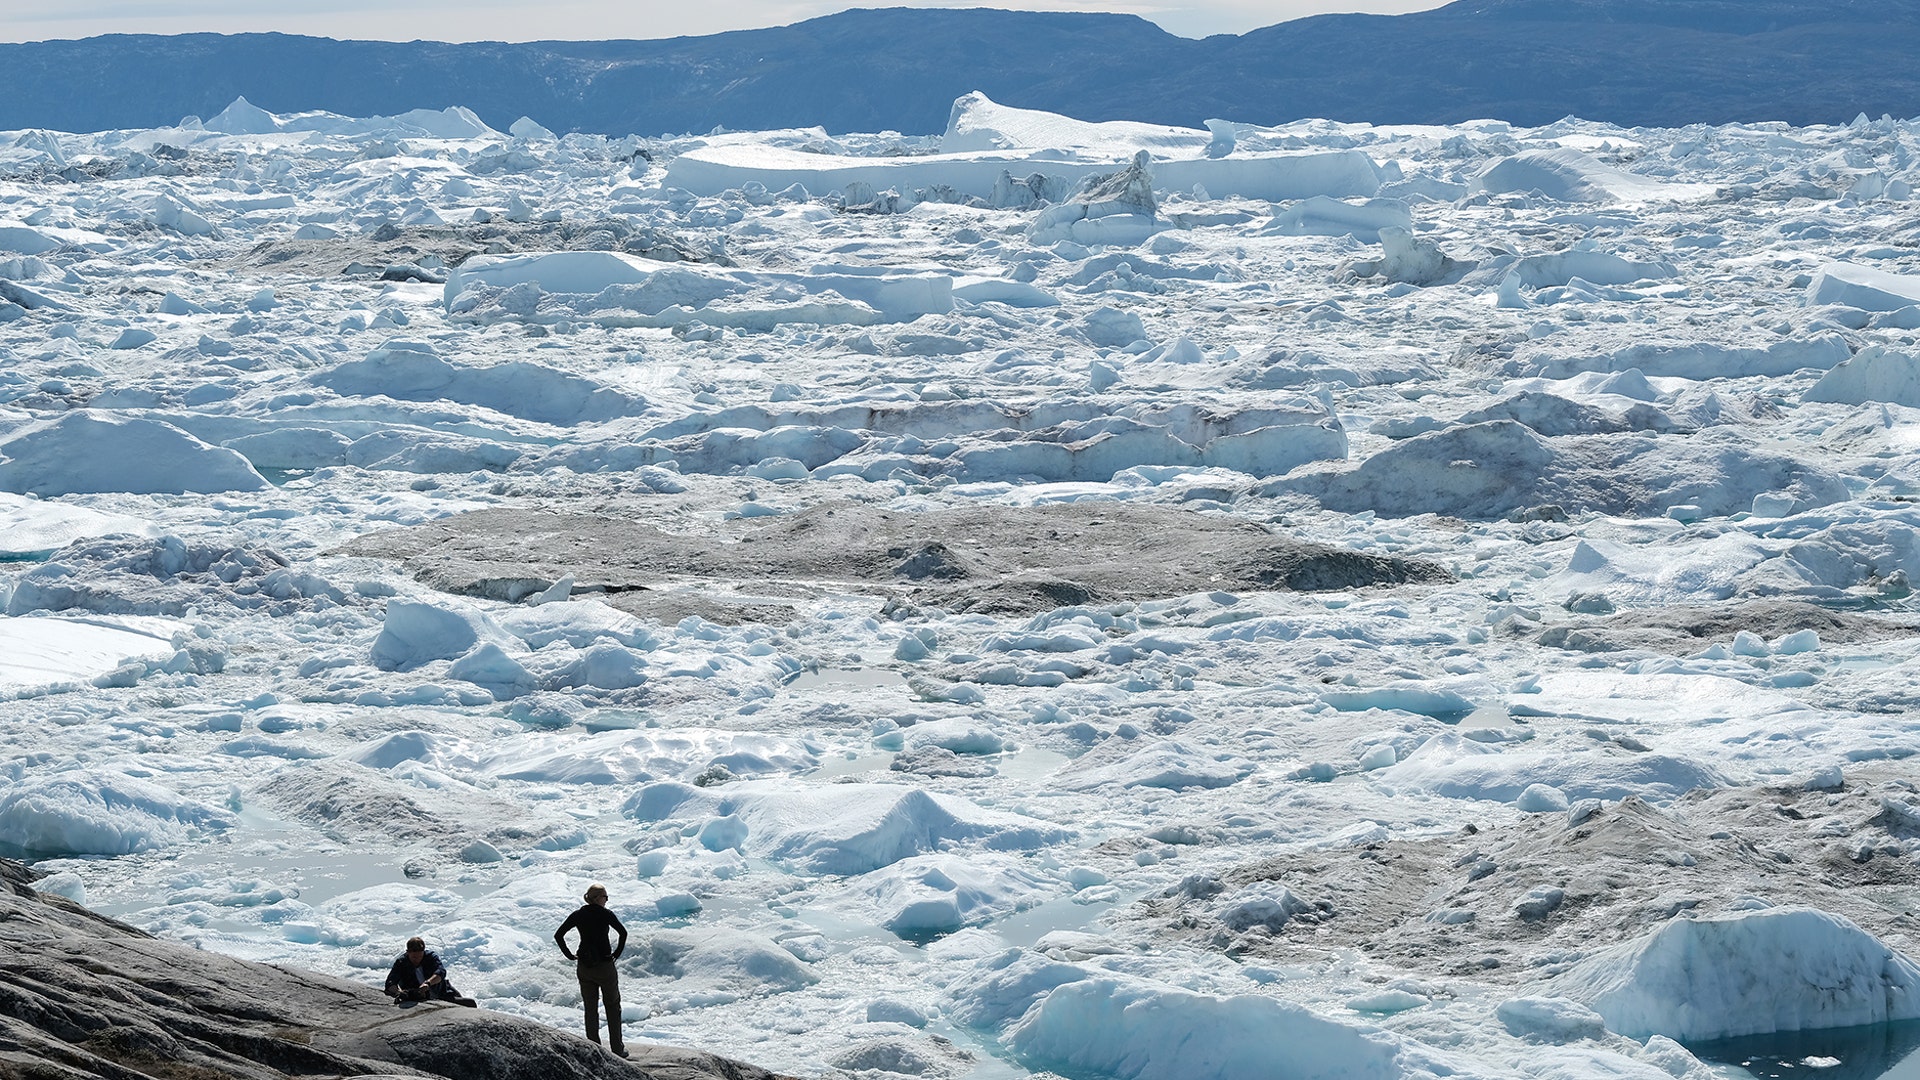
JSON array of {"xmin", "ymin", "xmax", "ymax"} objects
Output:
[{"xmin": 584, "ymin": 883, "xmax": 608, "ymax": 901}]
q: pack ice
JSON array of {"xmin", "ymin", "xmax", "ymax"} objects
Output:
[{"xmin": 3, "ymin": 87, "xmax": 1920, "ymax": 1080}]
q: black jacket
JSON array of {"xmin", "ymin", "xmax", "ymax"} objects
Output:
[
  {"xmin": 385, "ymin": 951, "xmax": 457, "ymax": 998},
  {"xmin": 555, "ymin": 903, "xmax": 627, "ymax": 964}
]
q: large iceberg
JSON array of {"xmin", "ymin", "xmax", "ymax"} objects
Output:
[{"xmin": 1555, "ymin": 907, "xmax": 1920, "ymax": 1041}]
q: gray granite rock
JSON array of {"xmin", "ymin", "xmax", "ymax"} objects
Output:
[{"xmin": 0, "ymin": 858, "xmax": 785, "ymax": 1080}]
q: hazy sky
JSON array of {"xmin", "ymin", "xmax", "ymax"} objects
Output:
[{"xmin": 0, "ymin": 0, "xmax": 1451, "ymax": 44}]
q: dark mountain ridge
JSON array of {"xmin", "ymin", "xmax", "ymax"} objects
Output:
[{"xmin": 1, "ymin": 1, "xmax": 1917, "ymax": 136}]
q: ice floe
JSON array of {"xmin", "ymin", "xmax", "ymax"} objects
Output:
[{"xmin": 5, "ymin": 87, "xmax": 1920, "ymax": 1080}]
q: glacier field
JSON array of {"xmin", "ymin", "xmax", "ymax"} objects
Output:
[{"xmin": 3, "ymin": 90, "xmax": 1920, "ymax": 1080}]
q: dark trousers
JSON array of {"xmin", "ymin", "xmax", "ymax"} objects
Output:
[{"xmin": 577, "ymin": 959, "xmax": 622, "ymax": 1049}]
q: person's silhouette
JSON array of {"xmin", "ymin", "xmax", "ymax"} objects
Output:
[
  {"xmin": 383, "ymin": 936, "xmax": 475, "ymax": 1006},
  {"xmin": 554, "ymin": 884, "xmax": 629, "ymax": 1057}
]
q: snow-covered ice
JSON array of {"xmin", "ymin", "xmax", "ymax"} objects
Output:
[{"xmin": 4, "ymin": 92, "xmax": 1920, "ymax": 1080}]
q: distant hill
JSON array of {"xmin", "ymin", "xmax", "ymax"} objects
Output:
[{"xmin": 2, "ymin": 1, "xmax": 1918, "ymax": 136}]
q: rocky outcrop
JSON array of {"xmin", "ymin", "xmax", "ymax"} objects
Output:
[{"xmin": 0, "ymin": 859, "xmax": 784, "ymax": 1080}]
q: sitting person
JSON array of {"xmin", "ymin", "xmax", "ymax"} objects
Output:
[{"xmin": 384, "ymin": 936, "xmax": 476, "ymax": 1006}]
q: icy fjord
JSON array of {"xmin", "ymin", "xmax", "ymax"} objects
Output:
[{"xmin": 4, "ymin": 81, "xmax": 1920, "ymax": 1080}]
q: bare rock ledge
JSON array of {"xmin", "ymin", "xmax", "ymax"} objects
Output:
[{"xmin": 0, "ymin": 859, "xmax": 786, "ymax": 1080}]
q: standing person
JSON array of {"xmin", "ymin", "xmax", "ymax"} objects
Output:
[
  {"xmin": 384, "ymin": 936, "xmax": 476, "ymax": 1006},
  {"xmin": 554, "ymin": 883, "xmax": 629, "ymax": 1058}
]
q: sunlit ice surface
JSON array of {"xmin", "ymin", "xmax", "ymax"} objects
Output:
[{"xmin": 4, "ymin": 91, "xmax": 1920, "ymax": 1080}]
